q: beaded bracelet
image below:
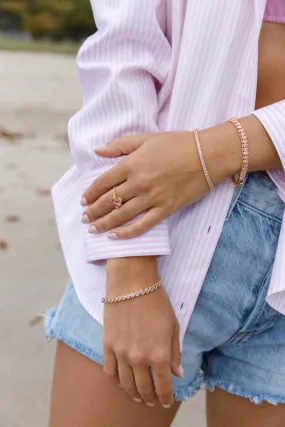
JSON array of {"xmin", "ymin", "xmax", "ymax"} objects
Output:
[
  {"xmin": 227, "ymin": 117, "xmax": 249, "ymax": 187},
  {"xmin": 193, "ymin": 129, "xmax": 215, "ymax": 192},
  {"xmin": 102, "ymin": 276, "xmax": 163, "ymax": 304}
]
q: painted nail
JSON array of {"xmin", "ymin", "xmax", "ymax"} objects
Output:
[
  {"xmin": 81, "ymin": 214, "xmax": 90, "ymax": 224},
  {"xmin": 179, "ymin": 364, "xmax": 184, "ymax": 378},
  {"xmin": 80, "ymin": 197, "xmax": 88, "ymax": 206},
  {"xmin": 162, "ymin": 404, "xmax": 172, "ymax": 409},
  {"xmin": 88, "ymin": 225, "xmax": 98, "ymax": 234},
  {"xmin": 133, "ymin": 398, "xmax": 142, "ymax": 403},
  {"xmin": 146, "ymin": 402, "xmax": 155, "ymax": 407},
  {"xmin": 107, "ymin": 232, "xmax": 118, "ymax": 240}
]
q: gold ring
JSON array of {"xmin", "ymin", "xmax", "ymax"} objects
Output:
[{"xmin": 110, "ymin": 186, "xmax": 123, "ymax": 209}]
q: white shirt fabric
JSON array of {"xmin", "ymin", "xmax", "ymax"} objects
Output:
[{"xmin": 52, "ymin": 0, "xmax": 285, "ymax": 344}]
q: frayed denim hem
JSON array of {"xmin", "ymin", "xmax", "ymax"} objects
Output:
[
  {"xmin": 45, "ymin": 307, "xmax": 204, "ymax": 402},
  {"xmin": 173, "ymin": 370, "xmax": 205, "ymax": 402},
  {"xmin": 45, "ymin": 307, "xmax": 285, "ymax": 406},
  {"xmin": 44, "ymin": 307, "xmax": 104, "ymax": 366},
  {"xmin": 206, "ymin": 378, "xmax": 285, "ymax": 406}
]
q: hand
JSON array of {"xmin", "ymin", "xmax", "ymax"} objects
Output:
[
  {"xmin": 103, "ymin": 256, "xmax": 183, "ymax": 407},
  {"xmin": 81, "ymin": 128, "xmax": 238, "ymax": 239}
]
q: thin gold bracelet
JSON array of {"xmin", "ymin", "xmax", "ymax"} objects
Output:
[
  {"xmin": 193, "ymin": 129, "xmax": 215, "ymax": 192},
  {"xmin": 102, "ymin": 276, "xmax": 163, "ymax": 304},
  {"xmin": 227, "ymin": 118, "xmax": 249, "ymax": 187}
]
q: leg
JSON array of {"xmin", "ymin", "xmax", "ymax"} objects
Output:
[
  {"xmin": 49, "ymin": 341, "xmax": 180, "ymax": 427},
  {"xmin": 207, "ymin": 388, "xmax": 285, "ymax": 427}
]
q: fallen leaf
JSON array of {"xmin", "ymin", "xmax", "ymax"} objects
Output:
[
  {"xmin": 36, "ymin": 188, "xmax": 51, "ymax": 197},
  {"xmin": 0, "ymin": 239, "xmax": 8, "ymax": 250},
  {"xmin": 5, "ymin": 215, "xmax": 20, "ymax": 223},
  {"xmin": 29, "ymin": 314, "xmax": 44, "ymax": 327},
  {"xmin": 0, "ymin": 128, "xmax": 25, "ymax": 143}
]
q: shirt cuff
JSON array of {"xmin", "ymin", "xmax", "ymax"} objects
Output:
[
  {"xmin": 253, "ymin": 100, "xmax": 285, "ymax": 171},
  {"xmin": 81, "ymin": 174, "xmax": 171, "ymax": 262}
]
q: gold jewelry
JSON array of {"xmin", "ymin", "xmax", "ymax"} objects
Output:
[
  {"xmin": 110, "ymin": 186, "xmax": 123, "ymax": 209},
  {"xmin": 102, "ymin": 276, "xmax": 163, "ymax": 304},
  {"xmin": 227, "ymin": 118, "xmax": 249, "ymax": 187},
  {"xmin": 193, "ymin": 129, "xmax": 215, "ymax": 192}
]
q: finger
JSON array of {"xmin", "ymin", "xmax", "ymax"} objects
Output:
[
  {"xmin": 133, "ymin": 367, "xmax": 156, "ymax": 407},
  {"xmin": 171, "ymin": 323, "xmax": 184, "ymax": 378},
  {"xmin": 89, "ymin": 197, "xmax": 149, "ymax": 234},
  {"xmin": 94, "ymin": 134, "xmax": 150, "ymax": 157},
  {"xmin": 83, "ymin": 181, "xmax": 134, "ymax": 224},
  {"xmin": 118, "ymin": 360, "xmax": 142, "ymax": 404},
  {"xmin": 152, "ymin": 362, "xmax": 174, "ymax": 408},
  {"xmin": 103, "ymin": 347, "xmax": 119, "ymax": 384},
  {"xmin": 82, "ymin": 162, "xmax": 128, "ymax": 205},
  {"xmin": 107, "ymin": 207, "xmax": 164, "ymax": 240}
]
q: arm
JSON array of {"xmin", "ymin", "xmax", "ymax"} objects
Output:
[
  {"xmin": 70, "ymin": 0, "xmax": 181, "ymax": 408},
  {"xmin": 70, "ymin": 0, "xmax": 171, "ymax": 261},
  {"xmin": 81, "ymin": 100, "xmax": 285, "ymax": 239},
  {"xmin": 203, "ymin": 105, "xmax": 283, "ymax": 179}
]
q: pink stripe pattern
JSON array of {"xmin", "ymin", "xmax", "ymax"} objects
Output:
[{"xmin": 52, "ymin": 0, "xmax": 285, "ymax": 346}]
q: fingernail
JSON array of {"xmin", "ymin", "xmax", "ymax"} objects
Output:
[
  {"xmin": 133, "ymin": 398, "xmax": 142, "ymax": 403},
  {"xmin": 81, "ymin": 214, "xmax": 90, "ymax": 224},
  {"xmin": 80, "ymin": 197, "xmax": 88, "ymax": 206},
  {"xmin": 107, "ymin": 232, "xmax": 118, "ymax": 240},
  {"xmin": 117, "ymin": 384, "xmax": 123, "ymax": 388},
  {"xmin": 88, "ymin": 225, "xmax": 98, "ymax": 234},
  {"xmin": 147, "ymin": 402, "xmax": 155, "ymax": 407},
  {"xmin": 94, "ymin": 146, "xmax": 105, "ymax": 151},
  {"xmin": 162, "ymin": 404, "xmax": 172, "ymax": 409},
  {"xmin": 179, "ymin": 364, "xmax": 184, "ymax": 378}
]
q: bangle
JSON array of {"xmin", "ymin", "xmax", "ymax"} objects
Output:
[
  {"xmin": 227, "ymin": 118, "xmax": 249, "ymax": 187},
  {"xmin": 102, "ymin": 276, "xmax": 163, "ymax": 304},
  {"xmin": 193, "ymin": 129, "xmax": 215, "ymax": 192}
]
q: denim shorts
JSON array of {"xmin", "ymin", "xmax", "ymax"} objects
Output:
[{"xmin": 46, "ymin": 172, "xmax": 285, "ymax": 404}]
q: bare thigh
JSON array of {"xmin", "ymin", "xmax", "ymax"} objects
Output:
[
  {"xmin": 49, "ymin": 341, "xmax": 180, "ymax": 427},
  {"xmin": 207, "ymin": 388, "xmax": 285, "ymax": 427}
]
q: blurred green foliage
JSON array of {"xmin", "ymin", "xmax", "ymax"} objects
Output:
[{"xmin": 0, "ymin": 0, "xmax": 96, "ymax": 41}]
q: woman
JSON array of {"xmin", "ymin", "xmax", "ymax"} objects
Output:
[{"xmin": 47, "ymin": 1, "xmax": 285, "ymax": 426}]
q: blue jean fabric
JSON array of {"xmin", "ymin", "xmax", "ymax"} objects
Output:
[{"xmin": 46, "ymin": 173, "xmax": 285, "ymax": 404}]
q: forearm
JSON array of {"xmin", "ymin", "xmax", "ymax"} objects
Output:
[
  {"xmin": 74, "ymin": 0, "xmax": 171, "ymax": 263},
  {"xmin": 200, "ymin": 114, "xmax": 282, "ymax": 185},
  {"xmin": 106, "ymin": 257, "xmax": 158, "ymax": 293}
]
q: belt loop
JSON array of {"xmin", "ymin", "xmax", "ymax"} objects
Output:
[{"xmin": 225, "ymin": 173, "xmax": 249, "ymax": 221}]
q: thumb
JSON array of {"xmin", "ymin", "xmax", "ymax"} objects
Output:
[
  {"xmin": 171, "ymin": 323, "xmax": 184, "ymax": 378},
  {"xmin": 94, "ymin": 134, "xmax": 149, "ymax": 157}
]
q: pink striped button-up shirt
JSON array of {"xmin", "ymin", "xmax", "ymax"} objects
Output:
[{"xmin": 53, "ymin": 0, "xmax": 285, "ymax": 344}]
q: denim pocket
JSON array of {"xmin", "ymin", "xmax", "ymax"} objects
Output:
[{"xmin": 226, "ymin": 264, "xmax": 281, "ymax": 345}]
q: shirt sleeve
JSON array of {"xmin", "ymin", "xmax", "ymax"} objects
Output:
[
  {"xmin": 253, "ymin": 100, "xmax": 285, "ymax": 314},
  {"xmin": 253, "ymin": 99, "xmax": 285, "ymax": 202},
  {"xmin": 68, "ymin": 0, "xmax": 171, "ymax": 262}
]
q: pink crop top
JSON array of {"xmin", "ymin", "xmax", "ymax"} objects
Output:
[{"xmin": 264, "ymin": 0, "xmax": 285, "ymax": 23}]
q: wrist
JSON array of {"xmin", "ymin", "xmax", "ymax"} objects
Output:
[
  {"xmin": 199, "ymin": 122, "xmax": 241, "ymax": 185},
  {"xmin": 107, "ymin": 256, "xmax": 158, "ymax": 292}
]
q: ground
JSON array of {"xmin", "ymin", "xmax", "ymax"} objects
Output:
[{"xmin": 0, "ymin": 51, "xmax": 205, "ymax": 427}]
